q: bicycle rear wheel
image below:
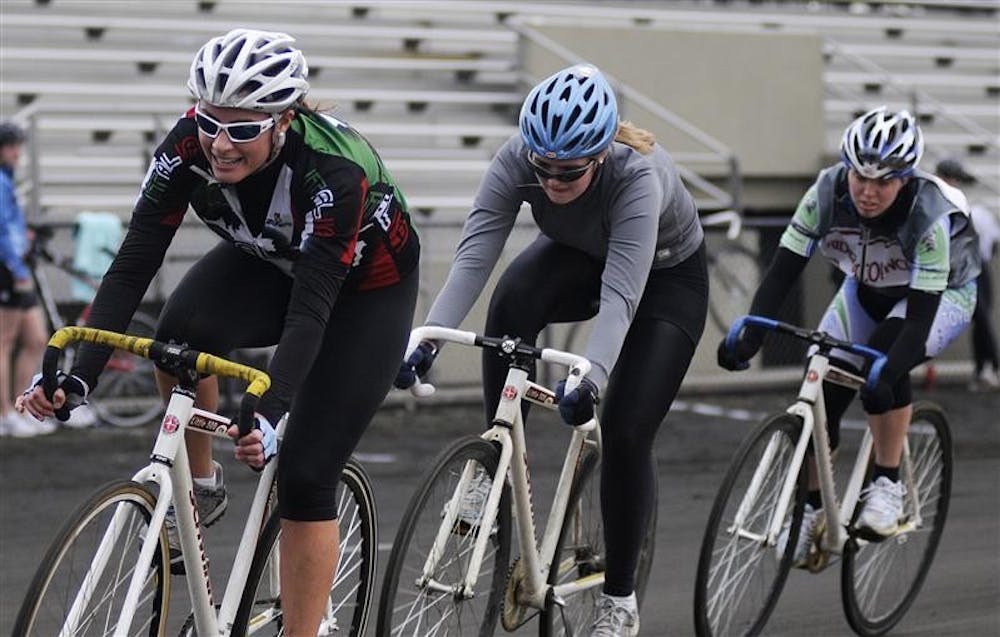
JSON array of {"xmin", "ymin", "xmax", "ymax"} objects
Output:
[
  {"xmin": 89, "ymin": 311, "xmax": 165, "ymax": 428},
  {"xmin": 233, "ymin": 457, "xmax": 377, "ymax": 636},
  {"xmin": 694, "ymin": 413, "xmax": 806, "ymax": 637},
  {"xmin": 377, "ymin": 436, "xmax": 512, "ymax": 637},
  {"xmin": 841, "ymin": 402, "xmax": 952, "ymax": 636},
  {"xmin": 537, "ymin": 444, "xmax": 657, "ymax": 636},
  {"xmin": 13, "ymin": 479, "xmax": 170, "ymax": 636}
]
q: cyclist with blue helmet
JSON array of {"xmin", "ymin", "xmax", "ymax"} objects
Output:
[
  {"xmin": 719, "ymin": 106, "xmax": 980, "ymax": 564},
  {"xmin": 397, "ymin": 63, "xmax": 708, "ymax": 636}
]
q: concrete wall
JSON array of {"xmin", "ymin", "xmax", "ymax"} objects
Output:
[{"xmin": 520, "ymin": 25, "xmax": 827, "ymax": 182}]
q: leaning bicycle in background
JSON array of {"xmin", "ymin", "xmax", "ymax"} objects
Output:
[
  {"xmin": 698, "ymin": 316, "xmax": 952, "ymax": 636},
  {"xmin": 27, "ymin": 223, "xmax": 163, "ymax": 428}
]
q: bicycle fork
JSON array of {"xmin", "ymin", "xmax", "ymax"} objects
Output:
[{"xmin": 419, "ymin": 434, "xmax": 513, "ymax": 600}]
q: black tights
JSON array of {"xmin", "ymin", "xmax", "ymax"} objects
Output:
[
  {"xmin": 157, "ymin": 242, "xmax": 417, "ymax": 520},
  {"xmin": 482, "ymin": 236, "xmax": 707, "ymax": 594}
]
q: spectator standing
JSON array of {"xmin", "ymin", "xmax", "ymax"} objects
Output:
[
  {"xmin": 936, "ymin": 158, "xmax": 999, "ymax": 390},
  {"xmin": 0, "ymin": 121, "xmax": 55, "ymax": 438}
]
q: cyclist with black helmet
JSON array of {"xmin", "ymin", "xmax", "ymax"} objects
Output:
[
  {"xmin": 718, "ymin": 107, "xmax": 980, "ymax": 564},
  {"xmin": 18, "ymin": 29, "xmax": 419, "ymax": 636},
  {"xmin": 396, "ymin": 63, "xmax": 708, "ymax": 636}
]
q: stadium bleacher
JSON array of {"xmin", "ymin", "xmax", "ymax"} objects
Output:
[{"xmin": 1, "ymin": 0, "xmax": 996, "ymax": 387}]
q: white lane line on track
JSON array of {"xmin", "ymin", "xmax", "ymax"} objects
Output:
[{"xmin": 672, "ymin": 400, "xmax": 867, "ymax": 429}]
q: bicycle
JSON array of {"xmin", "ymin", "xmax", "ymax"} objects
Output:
[
  {"xmin": 701, "ymin": 210, "xmax": 759, "ymax": 335},
  {"xmin": 28, "ymin": 224, "xmax": 164, "ymax": 428},
  {"xmin": 13, "ymin": 326, "xmax": 378, "ymax": 636},
  {"xmin": 377, "ymin": 326, "xmax": 656, "ymax": 636},
  {"xmin": 695, "ymin": 315, "xmax": 952, "ymax": 637}
]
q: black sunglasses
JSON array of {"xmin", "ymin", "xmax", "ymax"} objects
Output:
[
  {"xmin": 194, "ymin": 107, "xmax": 276, "ymax": 143},
  {"xmin": 527, "ymin": 152, "xmax": 597, "ymax": 183}
]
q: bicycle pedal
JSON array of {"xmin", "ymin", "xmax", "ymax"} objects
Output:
[{"xmin": 805, "ymin": 548, "xmax": 830, "ymax": 573}]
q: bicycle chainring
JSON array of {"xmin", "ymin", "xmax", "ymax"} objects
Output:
[{"xmin": 501, "ymin": 558, "xmax": 537, "ymax": 631}]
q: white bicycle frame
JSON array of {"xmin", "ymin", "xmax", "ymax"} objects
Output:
[
  {"xmin": 38, "ymin": 325, "xmax": 292, "ymax": 637},
  {"xmin": 64, "ymin": 390, "xmax": 285, "ymax": 637},
  {"xmin": 406, "ymin": 325, "xmax": 602, "ymax": 610},
  {"xmin": 731, "ymin": 349, "xmax": 923, "ymax": 560}
]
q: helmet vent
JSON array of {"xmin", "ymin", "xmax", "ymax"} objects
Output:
[{"xmin": 517, "ymin": 64, "xmax": 618, "ymax": 160}]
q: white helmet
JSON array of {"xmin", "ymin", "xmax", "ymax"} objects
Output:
[
  {"xmin": 188, "ymin": 28, "xmax": 309, "ymax": 113},
  {"xmin": 840, "ymin": 106, "xmax": 923, "ymax": 179}
]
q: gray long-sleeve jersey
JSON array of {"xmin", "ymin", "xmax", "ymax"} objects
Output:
[{"xmin": 425, "ymin": 135, "xmax": 703, "ymax": 388}]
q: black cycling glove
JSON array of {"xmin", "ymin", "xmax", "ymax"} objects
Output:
[
  {"xmin": 555, "ymin": 376, "xmax": 599, "ymax": 426},
  {"xmin": 717, "ymin": 326, "xmax": 765, "ymax": 371},
  {"xmin": 394, "ymin": 340, "xmax": 439, "ymax": 390}
]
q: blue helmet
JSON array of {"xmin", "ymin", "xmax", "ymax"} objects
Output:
[
  {"xmin": 519, "ymin": 64, "xmax": 619, "ymax": 160},
  {"xmin": 840, "ymin": 106, "xmax": 923, "ymax": 179}
]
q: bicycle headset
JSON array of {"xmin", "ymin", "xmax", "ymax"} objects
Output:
[
  {"xmin": 839, "ymin": 106, "xmax": 924, "ymax": 180},
  {"xmin": 518, "ymin": 64, "xmax": 619, "ymax": 160}
]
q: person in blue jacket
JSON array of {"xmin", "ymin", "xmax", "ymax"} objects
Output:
[{"xmin": 0, "ymin": 121, "xmax": 55, "ymax": 438}]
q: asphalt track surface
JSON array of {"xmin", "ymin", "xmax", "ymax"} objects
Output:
[{"xmin": 1, "ymin": 384, "xmax": 997, "ymax": 636}]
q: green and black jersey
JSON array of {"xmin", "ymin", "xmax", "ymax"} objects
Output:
[{"xmin": 73, "ymin": 107, "xmax": 419, "ymax": 388}]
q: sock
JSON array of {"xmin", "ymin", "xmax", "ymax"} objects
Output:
[
  {"xmin": 806, "ymin": 489, "xmax": 822, "ymax": 509},
  {"xmin": 193, "ymin": 470, "xmax": 218, "ymax": 490},
  {"xmin": 602, "ymin": 591, "xmax": 637, "ymax": 611},
  {"xmin": 872, "ymin": 463, "xmax": 899, "ymax": 483}
]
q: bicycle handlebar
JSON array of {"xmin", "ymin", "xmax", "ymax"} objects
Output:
[
  {"xmin": 42, "ymin": 326, "xmax": 271, "ymax": 436},
  {"xmin": 404, "ymin": 325, "xmax": 592, "ymax": 398},
  {"xmin": 724, "ymin": 315, "xmax": 887, "ymax": 391}
]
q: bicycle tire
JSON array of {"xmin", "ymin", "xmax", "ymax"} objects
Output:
[
  {"xmin": 694, "ymin": 413, "xmax": 807, "ymax": 637},
  {"xmin": 377, "ymin": 435, "xmax": 512, "ymax": 637},
  {"xmin": 841, "ymin": 402, "xmax": 953, "ymax": 637},
  {"xmin": 90, "ymin": 311, "xmax": 165, "ymax": 428},
  {"xmin": 232, "ymin": 457, "xmax": 378, "ymax": 636},
  {"xmin": 13, "ymin": 479, "xmax": 171, "ymax": 636},
  {"xmin": 537, "ymin": 444, "xmax": 657, "ymax": 636},
  {"xmin": 707, "ymin": 241, "xmax": 758, "ymax": 335}
]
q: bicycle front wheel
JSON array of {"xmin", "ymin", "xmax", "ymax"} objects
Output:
[
  {"xmin": 377, "ymin": 436, "xmax": 512, "ymax": 637},
  {"xmin": 841, "ymin": 402, "xmax": 953, "ymax": 636},
  {"xmin": 13, "ymin": 480, "xmax": 171, "ymax": 636},
  {"xmin": 90, "ymin": 311, "xmax": 165, "ymax": 428},
  {"xmin": 694, "ymin": 413, "xmax": 806, "ymax": 637},
  {"xmin": 233, "ymin": 457, "xmax": 378, "ymax": 636},
  {"xmin": 537, "ymin": 444, "xmax": 657, "ymax": 636}
]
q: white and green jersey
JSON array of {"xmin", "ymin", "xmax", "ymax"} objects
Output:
[{"xmin": 781, "ymin": 164, "xmax": 980, "ymax": 298}]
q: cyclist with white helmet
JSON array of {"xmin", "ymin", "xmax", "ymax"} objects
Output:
[
  {"xmin": 719, "ymin": 107, "xmax": 980, "ymax": 563},
  {"xmin": 396, "ymin": 63, "xmax": 708, "ymax": 636},
  {"xmin": 18, "ymin": 28, "xmax": 420, "ymax": 636}
]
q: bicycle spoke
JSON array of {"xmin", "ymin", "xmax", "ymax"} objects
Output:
[
  {"xmin": 842, "ymin": 403, "xmax": 952, "ymax": 636},
  {"xmin": 696, "ymin": 413, "xmax": 804, "ymax": 637}
]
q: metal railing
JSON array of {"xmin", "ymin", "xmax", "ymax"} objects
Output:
[{"xmin": 506, "ymin": 17, "xmax": 743, "ymax": 214}]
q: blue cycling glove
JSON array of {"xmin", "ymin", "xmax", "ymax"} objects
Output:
[
  {"xmin": 555, "ymin": 376, "xmax": 599, "ymax": 426},
  {"xmin": 254, "ymin": 412, "xmax": 279, "ymax": 467},
  {"xmin": 394, "ymin": 340, "xmax": 439, "ymax": 389}
]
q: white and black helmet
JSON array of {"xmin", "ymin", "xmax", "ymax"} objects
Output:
[
  {"xmin": 840, "ymin": 106, "xmax": 923, "ymax": 179},
  {"xmin": 188, "ymin": 28, "xmax": 309, "ymax": 113}
]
